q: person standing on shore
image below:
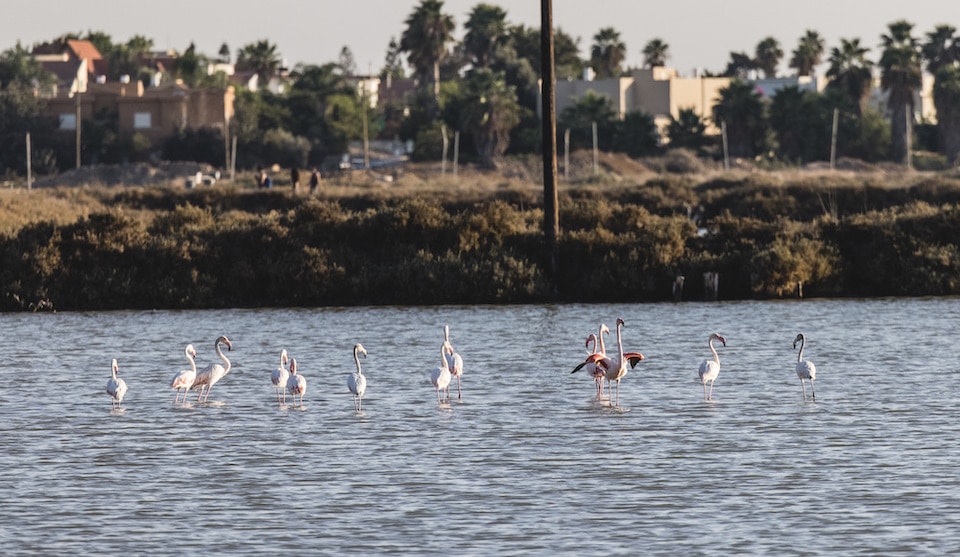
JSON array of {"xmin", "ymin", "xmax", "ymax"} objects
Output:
[
  {"xmin": 309, "ymin": 167, "xmax": 322, "ymax": 195},
  {"xmin": 291, "ymin": 167, "xmax": 301, "ymax": 193}
]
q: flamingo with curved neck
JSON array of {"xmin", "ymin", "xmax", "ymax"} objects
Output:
[
  {"xmin": 347, "ymin": 343, "xmax": 368, "ymax": 412},
  {"xmin": 271, "ymin": 349, "xmax": 290, "ymax": 405},
  {"xmin": 286, "ymin": 357, "xmax": 307, "ymax": 407},
  {"xmin": 432, "ymin": 342, "xmax": 453, "ymax": 404},
  {"xmin": 193, "ymin": 335, "xmax": 232, "ymax": 403},
  {"xmin": 106, "ymin": 358, "xmax": 127, "ymax": 410},
  {"xmin": 601, "ymin": 318, "xmax": 646, "ymax": 407},
  {"xmin": 170, "ymin": 344, "xmax": 198, "ymax": 404},
  {"xmin": 443, "ymin": 325, "xmax": 464, "ymax": 399},
  {"xmin": 698, "ymin": 333, "xmax": 726, "ymax": 401},
  {"xmin": 793, "ymin": 333, "xmax": 817, "ymax": 401}
]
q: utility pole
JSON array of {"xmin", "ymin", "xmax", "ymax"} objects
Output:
[
  {"xmin": 75, "ymin": 90, "xmax": 82, "ymax": 169},
  {"xmin": 541, "ymin": 0, "xmax": 559, "ymax": 285}
]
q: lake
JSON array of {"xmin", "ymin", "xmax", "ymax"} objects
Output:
[{"xmin": 2, "ymin": 298, "xmax": 959, "ymax": 555}]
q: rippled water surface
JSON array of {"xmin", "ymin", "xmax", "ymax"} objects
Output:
[{"xmin": 2, "ymin": 299, "xmax": 960, "ymax": 555}]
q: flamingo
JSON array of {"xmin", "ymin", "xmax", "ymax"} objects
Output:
[
  {"xmin": 286, "ymin": 358, "xmax": 307, "ymax": 407},
  {"xmin": 698, "ymin": 333, "xmax": 727, "ymax": 401},
  {"xmin": 443, "ymin": 325, "xmax": 464, "ymax": 399},
  {"xmin": 347, "ymin": 344, "xmax": 368, "ymax": 412},
  {"xmin": 192, "ymin": 335, "xmax": 232, "ymax": 403},
  {"xmin": 793, "ymin": 333, "xmax": 817, "ymax": 401},
  {"xmin": 599, "ymin": 318, "xmax": 645, "ymax": 407},
  {"xmin": 106, "ymin": 358, "xmax": 127, "ymax": 410},
  {"xmin": 431, "ymin": 342, "xmax": 453, "ymax": 404},
  {"xmin": 170, "ymin": 344, "xmax": 198, "ymax": 404},
  {"xmin": 570, "ymin": 323, "xmax": 611, "ymax": 398},
  {"xmin": 271, "ymin": 349, "xmax": 290, "ymax": 405}
]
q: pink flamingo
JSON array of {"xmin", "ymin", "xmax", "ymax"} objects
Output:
[
  {"xmin": 431, "ymin": 342, "xmax": 453, "ymax": 404},
  {"xmin": 793, "ymin": 333, "xmax": 817, "ymax": 401},
  {"xmin": 170, "ymin": 344, "xmax": 198, "ymax": 404},
  {"xmin": 271, "ymin": 349, "xmax": 290, "ymax": 405},
  {"xmin": 192, "ymin": 335, "xmax": 232, "ymax": 403},
  {"xmin": 443, "ymin": 325, "xmax": 464, "ymax": 399},
  {"xmin": 599, "ymin": 318, "xmax": 645, "ymax": 407},
  {"xmin": 570, "ymin": 323, "xmax": 611, "ymax": 398},
  {"xmin": 698, "ymin": 333, "xmax": 726, "ymax": 401},
  {"xmin": 286, "ymin": 357, "xmax": 307, "ymax": 407},
  {"xmin": 105, "ymin": 358, "xmax": 127, "ymax": 410}
]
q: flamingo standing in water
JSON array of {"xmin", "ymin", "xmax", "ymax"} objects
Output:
[
  {"xmin": 106, "ymin": 358, "xmax": 127, "ymax": 409},
  {"xmin": 432, "ymin": 342, "xmax": 453, "ymax": 404},
  {"xmin": 600, "ymin": 318, "xmax": 645, "ymax": 407},
  {"xmin": 286, "ymin": 358, "xmax": 307, "ymax": 407},
  {"xmin": 347, "ymin": 344, "xmax": 368, "ymax": 412},
  {"xmin": 698, "ymin": 333, "xmax": 727, "ymax": 401},
  {"xmin": 192, "ymin": 335, "xmax": 232, "ymax": 403},
  {"xmin": 271, "ymin": 349, "xmax": 290, "ymax": 405},
  {"xmin": 170, "ymin": 344, "xmax": 198, "ymax": 404},
  {"xmin": 570, "ymin": 323, "xmax": 611, "ymax": 398},
  {"xmin": 793, "ymin": 333, "xmax": 817, "ymax": 401},
  {"xmin": 443, "ymin": 325, "xmax": 464, "ymax": 399}
]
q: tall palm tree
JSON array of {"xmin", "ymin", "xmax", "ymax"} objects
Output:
[
  {"xmin": 464, "ymin": 3, "xmax": 508, "ymax": 70},
  {"xmin": 590, "ymin": 27, "xmax": 626, "ymax": 78},
  {"xmin": 399, "ymin": 0, "xmax": 455, "ymax": 117},
  {"xmin": 879, "ymin": 20, "xmax": 922, "ymax": 163},
  {"xmin": 755, "ymin": 37, "xmax": 783, "ymax": 78},
  {"xmin": 826, "ymin": 38, "xmax": 874, "ymax": 114},
  {"xmin": 923, "ymin": 25, "xmax": 960, "ymax": 164},
  {"xmin": 789, "ymin": 30, "xmax": 825, "ymax": 77},
  {"xmin": 713, "ymin": 80, "xmax": 769, "ymax": 158},
  {"xmin": 641, "ymin": 38, "xmax": 669, "ymax": 68},
  {"xmin": 236, "ymin": 40, "xmax": 282, "ymax": 87},
  {"xmin": 460, "ymin": 68, "xmax": 520, "ymax": 168}
]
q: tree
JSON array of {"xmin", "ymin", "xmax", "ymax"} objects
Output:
[
  {"xmin": 338, "ymin": 46, "xmax": 357, "ymax": 75},
  {"xmin": 879, "ymin": 20, "xmax": 922, "ymax": 163},
  {"xmin": 464, "ymin": 3, "xmax": 508, "ymax": 69},
  {"xmin": 218, "ymin": 42, "xmax": 231, "ymax": 63},
  {"xmin": 0, "ymin": 42, "xmax": 55, "ymax": 90},
  {"xmin": 399, "ymin": 0, "xmax": 455, "ymax": 118},
  {"xmin": 712, "ymin": 80, "xmax": 769, "ymax": 158},
  {"xmin": 559, "ymin": 91, "xmax": 617, "ymax": 151},
  {"xmin": 666, "ymin": 108, "xmax": 710, "ymax": 152},
  {"xmin": 922, "ymin": 25, "xmax": 960, "ymax": 164},
  {"xmin": 510, "ymin": 25, "xmax": 583, "ymax": 80},
  {"xmin": 173, "ymin": 42, "xmax": 207, "ymax": 87},
  {"xmin": 789, "ymin": 30, "xmax": 825, "ymax": 77},
  {"xmin": 380, "ymin": 37, "xmax": 406, "ymax": 80},
  {"xmin": 236, "ymin": 39, "xmax": 282, "ymax": 87},
  {"xmin": 826, "ymin": 38, "xmax": 874, "ymax": 114},
  {"xmin": 723, "ymin": 51, "xmax": 756, "ymax": 79},
  {"xmin": 459, "ymin": 68, "xmax": 520, "ymax": 168},
  {"xmin": 754, "ymin": 37, "xmax": 783, "ymax": 78},
  {"xmin": 641, "ymin": 38, "xmax": 669, "ymax": 68},
  {"xmin": 590, "ymin": 27, "xmax": 626, "ymax": 78},
  {"xmin": 611, "ymin": 111, "xmax": 658, "ymax": 157},
  {"xmin": 768, "ymin": 86, "xmax": 826, "ymax": 161}
]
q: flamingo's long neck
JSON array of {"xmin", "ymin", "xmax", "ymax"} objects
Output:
[
  {"xmin": 216, "ymin": 341, "xmax": 231, "ymax": 373},
  {"xmin": 354, "ymin": 348, "xmax": 363, "ymax": 375},
  {"xmin": 709, "ymin": 339, "xmax": 720, "ymax": 364},
  {"xmin": 797, "ymin": 337, "xmax": 805, "ymax": 363},
  {"xmin": 187, "ymin": 350, "xmax": 197, "ymax": 373},
  {"xmin": 440, "ymin": 344, "xmax": 448, "ymax": 367},
  {"xmin": 598, "ymin": 325, "xmax": 608, "ymax": 355},
  {"xmin": 112, "ymin": 365, "xmax": 119, "ymax": 380},
  {"xmin": 616, "ymin": 322, "xmax": 624, "ymax": 361}
]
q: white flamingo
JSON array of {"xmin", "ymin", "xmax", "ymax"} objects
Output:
[
  {"xmin": 347, "ymin": 344, "xmax": 368, "ymax": 412},
  {"xmin": 600, "ymin": 318, "xmax": 645, "ymax": 407},
  {"xmin": 192, "ymin": 335, "xmax": 232, "ymax": 403},
  {"xmin": 170, "ymin": 344, "xmax": 198, "ymax": 404},
  {"xmin": 106, "ymin": 358, "xmax": 127, "ymax": 410},
  {"xmin": 271, "ymin": 349, "xmax": 290, "ymax": 405},
  {"xmin": 443, "ymin": 325, "xmax": 464, "ymax": 399},
  {"xmin": 698, "ymin": 333, "xmax": 727, "ymax": 401},
  {"xmin": 570, "ymin": 323, "xmax": 611, "ymax": 398},
  {"xmin": 793, "ymin": 333, "xmax": 817, "ymax": 401},
  {"xmin": 286, "ymin": 358, "xmax": 307, "ymax": 407},
  {"xmin": 432, "ymin": 342, "xmax": 453, "ymax": 404}
]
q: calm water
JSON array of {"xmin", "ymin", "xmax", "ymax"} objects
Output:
[{"xmin": 2, "ymin": 298, "xmax": 959, "ymax": 555}]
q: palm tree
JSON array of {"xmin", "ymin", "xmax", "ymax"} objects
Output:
[
  {"xmin": 789, "ymin": 30, "xmax": 825, "ymax": 77},
  {"xmin": 923, "ymin": 25, "xmax": 960, "ymax": 164},
  {"xmin": 666, "ymin": 107, "xmax": 709, "ymax": 152},
  {"xmin": 879, "ymin": 20, "xmax": 922, "ymax": 163},
  {"xmin": 236, "ymin": 40, "xmax": 282, "ymax": 87},
  {"xmin": 713, "ymin": 80, "xmax": 769, "ymax": 158},
  {"xmin": 399, "ymin": 0, "xmax": 455, "ymax": 117},
  {"xmin": 723, "ymin": 51, "xmax": 755, "ymax": 79},
  {"xmin": 590, "ymin": 27, "xmax": 626, "ymax": 78},
  {"xmin": 826, "ymin": 38, "xmax": 874, "ymax": 114},
  {"xmin": 641, "ymin": 38, "xmax": 669, "ymax": 68},
  {"xmin": 459, "ymin": 68, "xmax": 520, "ymax": 168},
  {"xmin": 464, "ymin": 3, "xmax": 508, "ymax": 69},
  {"xmin": 755, "ymin": 37, "xmax": 783, "ymax": 78}
]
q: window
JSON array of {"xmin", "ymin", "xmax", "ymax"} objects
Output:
[
  {"xmin": 134, "ymin": 112, "xmax": 152, "ymax": 129},
  {"xmin": 59, "ymin": 114, "xmax": 77, "ymax": 130}
]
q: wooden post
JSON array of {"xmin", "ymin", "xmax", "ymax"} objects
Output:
[
  {"xmin": 592, "ymin": 121, "xmax": 598, "ymax": 174},
  {"xmin": 563, "ymin": 128, "xmax": 570, "ymax": 181},
  {"xmin": 26, "ymin": 132, "xmax": 32, "ymax": 190},
  {"xmin": 441, "ymin": 125, "xmax": 449, "ymax": 176},
  {"xmin": 541, "ymin": 0, "xmax": 560, "ymax": 284},
  {"xmin": 453, "ymin": 131, "xmax": 460, "ymax": 177},
  {"xmin": 830, "ymin": 108, "xmax": 839, "ymax": 170},
  {"xmin": 75, "ymin": 91, "xmax": 81, "ymax": 169},
  {"xmin": 721, "ymin": 121, "xmax": 729, "ymax": 171}
]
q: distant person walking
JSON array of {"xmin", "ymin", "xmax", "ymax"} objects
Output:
[
  {"xmin": 290, "ymin": 167, "xmax": 301, "ymax": 193},
  {"xmin": 309, "ymin": 167, "xmax": 322, "ymax": 195}
]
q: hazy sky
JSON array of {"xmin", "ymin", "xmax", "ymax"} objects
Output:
[{"xmin": 3, "ymin": 0, "xmax": 956, "ymax": 76}]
